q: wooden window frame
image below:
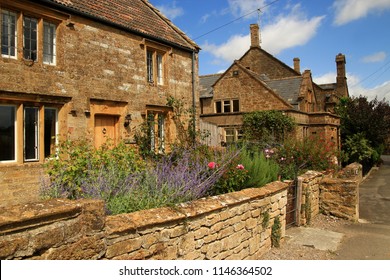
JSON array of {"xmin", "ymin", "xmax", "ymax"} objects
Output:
[
  {"xmin": 0, "ymin": 104, "xmax": 17, "ymax": 163},
  {"xmin": 0, "ymin": 102, "xmax": 59, "ymax": 164},
  {"xmin": 1, "ymin": 9, "xmax": 17, "ymax": 59},
  {"xmin": 215, "ymin": 99, "xmax": 240, "ymax": 113},
  {"xmin": 146, "ymin": 47, "xmax": 165, "ymax": 86},
  {"xmin": 0, "ymin": 6, "xmax": 59, "ymax": 66}
]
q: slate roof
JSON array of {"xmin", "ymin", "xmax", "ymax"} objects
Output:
[
  {"xmin": 264, "ymin": 77, "xmax": 303, "ymax": 105},
  {"xmin": 37, "ymin": 0, "xmax": 199, "ymax": 51},
  {"xmin": 199, "ymin": 74, "xmax": 222, "ymax": 98}
]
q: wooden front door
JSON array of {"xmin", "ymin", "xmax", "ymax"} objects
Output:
[{"xmin": 94, "ymin": 115, "xmax": 118, "ymax": 148}]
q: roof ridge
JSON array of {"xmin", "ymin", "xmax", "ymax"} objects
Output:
[
  {"xmin": 268, "ymin": 76, "xmax": 303, "ymax": 81},
  {"xmin": 141, "ymin": 0, "xmax": 199, "ymax": 50}
]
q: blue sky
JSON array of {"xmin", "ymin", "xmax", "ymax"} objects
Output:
[{"xmin": 149, "ymin": 0, "xmax": 390, "ymax": 101}]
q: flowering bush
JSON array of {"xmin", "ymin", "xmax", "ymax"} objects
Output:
[
  {"xmin": 211, "ymin": 161, "xmax": 250, "ymax": 195},
  {"xmin": 41, "ymin": 141, "xmax": 238, "ymax": 214},
  {"xmin": 264, "ymin": 133, "xmax": 339, "ymax": 179}
]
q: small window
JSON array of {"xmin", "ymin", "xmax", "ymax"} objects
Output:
[
  {"xmin": 1, "ymin": 10, "xmax": 17, "ymax": 58},
  {"xmin": 225, "ymin": 128, "xmax": 235, "ymax": 144},
  {"xmin": 224, "ymin": 127, "xmax": 242, "ymax": 144},
  {"xmin": 148, "ymin": 112, "xmax": 166, "ymax": 154},
  {"xmin": 23, "ymin": 16, "xmax": 38, "ymax": 61},
  {"xmin": 157, "ymin": 53, "xmax": 163, "ymax": 85},
  {"xmin": 43, "ymin": 21, "xmax": 56, "ymax": 65},
  {"xmin": 223, "ymin": 100, "xmax": 231, "ymax": 113},
  {"xmin": 44, "ymin": 108, "xmax": 57, "ymax": 157},
  {"xmin": 233, "ymin": 99, "xmax": 239, "ymax": 112},
  {"xmin": 215, "ymin": 101, "xmax": 222, "ymax": 113},
  {"xmin": 0, "ymin": 105, "xmax": 16, "ymax": 162},
  {"xmin": 147, "ymin": 50, "xmax": 153, "ymax": 83},
  {"xmin": 146, "ymin": 48, "xmax": 165, "ymax": 86},
  {"xmin": 24, "ymin": 107, "xmax": 39, "ymax": 161},
  {"xmin": 157, "ymin": 113, "xmax": 165, "ymax": 153}
]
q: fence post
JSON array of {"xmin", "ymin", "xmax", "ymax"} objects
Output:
[{"xmin": 296, "ymin": 177, "xmax": 303, "ymax": 226}]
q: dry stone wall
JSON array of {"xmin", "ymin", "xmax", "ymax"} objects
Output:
[
  {"xmin": 0, "ymin": 181, "xmax": 288, "ymax": 260},
  {"xmin": 320, "ymin": 163, "xmax": 362, "ymax": 221},
  {"xmin": 297, "ymin": 171, "xmax": 323, "ymax": 226},
  {"xmin": 0, "ymin": 164, "xmax": 44, "ymax": 207},
  {"xmin": 296, "ymin": 163, "xmax": 362, "ymax": 226}
]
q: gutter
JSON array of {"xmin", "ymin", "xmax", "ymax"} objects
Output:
[{"xmin": 192, "ymin": 51, "xmax": 196, "ymax": 143}]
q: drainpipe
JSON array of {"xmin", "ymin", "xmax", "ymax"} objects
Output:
[{"xmin": 191, "ymin": 51, "xmax": 196, "ymax": 144}]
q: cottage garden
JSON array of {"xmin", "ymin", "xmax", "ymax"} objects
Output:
[{"xmin": 41, "ymin": 110, "xmax": 339, "ymax": 216}]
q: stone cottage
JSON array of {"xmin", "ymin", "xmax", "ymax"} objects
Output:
[
  {"xmin": 0, "ymin": 0, "xmax": 200, "ymax": 206},
  {"xmin": 200, "ymin": 24, "xmax": 348, "ymax": 147}
]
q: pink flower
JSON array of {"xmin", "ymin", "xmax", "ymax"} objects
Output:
[
  {"xmin": 208, "ymin": 162, "xmax": 217, "ymax": 169},
  {"xmin": 236, "ymin": 164, "xmax": 245, "ymax": 170}
]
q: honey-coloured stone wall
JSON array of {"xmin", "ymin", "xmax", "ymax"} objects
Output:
[{"xmin": 0, "ymin": 181, "xmax": 288, "ymax": 260}]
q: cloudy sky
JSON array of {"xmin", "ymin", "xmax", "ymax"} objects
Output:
[{"xmin": 149, "ymin": 0, "xmax": 390, "ymax": 101}]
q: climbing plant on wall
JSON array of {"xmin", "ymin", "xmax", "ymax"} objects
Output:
[{"xmin": 242, "ymin": 110, "xmax": 295, "ymax": 145}]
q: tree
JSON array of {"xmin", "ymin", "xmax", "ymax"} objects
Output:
[{"xmin": 336, "ymin": 96, "xmax": 390, "ymax": 171}]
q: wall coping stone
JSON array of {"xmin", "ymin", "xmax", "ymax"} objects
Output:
[
  {"xmin": 0, "ymin": 199, "xmax": 89, "ymax": 235},
  {"xmin": 105, "ymin": 181, "xmax": 288, "ymax": 236}
]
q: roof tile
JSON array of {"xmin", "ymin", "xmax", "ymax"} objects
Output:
[{"xmin": 43, "ymin": 0, "xmax": 198, "ymax": 50}]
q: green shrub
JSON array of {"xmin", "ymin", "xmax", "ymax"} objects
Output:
[
  {"xmin": 210, "ymin": 146, "xmax": 280, "ymax": 194},
  {"xmin": 241, "ymin": 148, "xmax": 279, "ymax": 188}
]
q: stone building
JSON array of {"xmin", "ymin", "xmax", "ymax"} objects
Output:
[
  {"xmin": 200, "ymin": 24, "xmax": 348, "ymax": 147},
  {"xmin": 0, "ymin": 0, "xmax": 200, "ymax": 206}
]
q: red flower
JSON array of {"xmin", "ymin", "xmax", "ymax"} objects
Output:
[
  {"xmin": 236, "ymin": 164, "xmax": 244, "ymax": 170},
  {"xmin": 208, "ymin": 162, "xmax": 217, "ymax": 169}
]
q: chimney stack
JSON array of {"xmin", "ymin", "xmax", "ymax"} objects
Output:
[
  {"xmin": 250, "ymin": 24, "xmax": 260, "ymax": 48},
  {"xmin": 293, "ymin": 57, "xmax": 300, "ymax": 73},
  {"xmin": 335, "ymin": 53, "xmax": 349, "ymax": 97},
  {"xmin": 336, "ymin": 53, "xmax": 346, "ymax": 79}
]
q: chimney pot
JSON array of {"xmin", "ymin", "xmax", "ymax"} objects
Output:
[{"xmin": 293, "ymin": 57, "xmax": 300, "ymax": 73}]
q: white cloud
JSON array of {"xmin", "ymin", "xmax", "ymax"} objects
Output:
[
  {"xmin": 156, "ymin": 2, "xmax": 184, "ymax": 20},
  {"xmin": 202, "ymin": 4, "xmax": 324, "ymax": 61},
  {"xmin": 262, "ymin": 6, "xmax": 324, "ymax": 54},
  {"xmin": 352, "ymin": 80, "xmax": 390, "ymax": 101},
  {"xmin": 202, "ymin": 35, "xmax": 250, "ymax": 63},
  {"xmin": 362, "ymin": 51, "xmax": 387, "ymax": 63},
  {"xmin": 228, "ymin": 0, "xmax": 267, "ymax": 18},
  {"xmin": 333, "ymin": 0, "xmax": 390, "ymax": 25}
]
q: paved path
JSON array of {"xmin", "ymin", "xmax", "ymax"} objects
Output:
[{"xmin": 334, "ymin": 155, "xmax": 390, "ymax": 259}]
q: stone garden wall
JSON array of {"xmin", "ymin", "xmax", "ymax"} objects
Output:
[
  {"xmin": 296, "ymin": 171, "xmax": 323, "ymax": 226},
  {"xmin": 296, "ymin": 162, "xmax": 362, "ymax": 225},
  {"xmin": 0, "ymin": 181, "xmax": 288, "ymax": 260},
  {"xmin": 320, "ymin": 163, "xmax": 362, "ymax": 221}
]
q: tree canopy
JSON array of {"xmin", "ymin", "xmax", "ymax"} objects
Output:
[{"xmin": 336, "ymin": 96, "xmax": 390, "ymax": 170}]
